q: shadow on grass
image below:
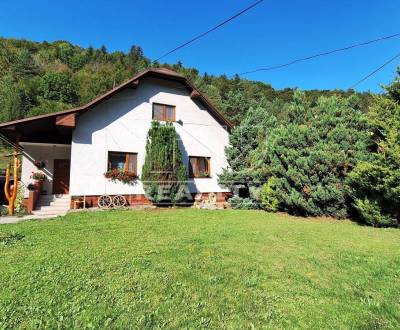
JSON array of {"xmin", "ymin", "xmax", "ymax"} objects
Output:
[{"xmin": 0, "ymin": 231, "xmax": 24, "ymax": 246}]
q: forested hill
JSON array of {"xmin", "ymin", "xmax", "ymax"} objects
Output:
[{"xmin": 0, "ymin": 37, "xmax": 373, "ymax": 125}]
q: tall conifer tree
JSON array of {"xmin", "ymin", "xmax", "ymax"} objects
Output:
[{"xmin": 141, "ymin": 121, "xmax": 188, "ymax": 204}]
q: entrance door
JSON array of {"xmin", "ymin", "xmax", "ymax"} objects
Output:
[{"xmin": 53, "ymin": 159, "xmax": 70, "ymax": 194}]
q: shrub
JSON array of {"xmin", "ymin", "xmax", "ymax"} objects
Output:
[
  {"xmin": 260, "ymin": 177, "xmax": 279, "ymax": 212},
  {"xmin": 228, "ymin": 196, "xmax": 258, "ymax": 210},
  {"xmin": 253, "ymin": 93, "xmax": 369, "ymax": 218},
  {"xmin": 0, "ymin": 206, "xmax": 9, "ymax": 216},
  {"xmin": 141, "ymin": 121, "xmax": 188, "ymax": 205},
  {"xmin": 347, "ymin": 72, "xmax": 400, "ymax": 227},
  {"xmin": 15, "ymin": 182, "xmax": 27, "ymax": 217},
  {"xmin": 354, "ymin": 198, "xmax": 396, "ymax": 227},
  {"xmin": 219, "ymin": 104, "xmax": 279, "ymax": 192},
  {"xmin": 221, "ymin": 92, "xmax": 369, "ymax": 218},
  {"xmin": 248, "ymin": 186, "xmax": 262, "ymax": 205}
]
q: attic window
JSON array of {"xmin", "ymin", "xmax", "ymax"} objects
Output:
[{"xmin": 152, "ymin": 103, "xmax": 175, "ymax": 122}]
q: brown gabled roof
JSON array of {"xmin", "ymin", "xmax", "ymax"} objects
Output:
[{"xmin": 0, "ymin": 68, "xmax": 233, "ymax": 131}]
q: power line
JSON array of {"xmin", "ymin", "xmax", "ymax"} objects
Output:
[
  {"xmin": 238, "ymin": 32, "xmax": 400, "ymax": 76},
  {"xmin": 350, "ymin": 51, "xmax": 400, "ymax": 89},
  {"xmin": 153, "ymin": 0, "xmax": 264, "ymax": 63}
]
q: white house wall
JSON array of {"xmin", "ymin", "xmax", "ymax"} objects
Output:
[
  {"xmin": 70, "ymin": 77, "xmax": 230, "ymax": 196},
  {"xmin": 21, "ymin": 143, "xmax": 71, "ymax": 197}
]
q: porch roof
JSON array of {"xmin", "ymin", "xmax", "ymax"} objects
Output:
[
  {"xmin": 0, "ymin": 109, "xmax": 77, "ymax": 144},
  {"xmin": 0, "ymin": 68, "xmax": 233, "ymax": 145}
]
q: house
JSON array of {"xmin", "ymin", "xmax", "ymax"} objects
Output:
[{"xmin": 0, "ymin": 68, "xmax": 233, "ymax": 215}]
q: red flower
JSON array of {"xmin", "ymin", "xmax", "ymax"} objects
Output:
[
  {"xmin": 31, "ymin": 171, "xmax": 46, "ymax": 181},
  {"xmin": 104, "ymin": 169, "xmax": 137, "ymax": 184}
]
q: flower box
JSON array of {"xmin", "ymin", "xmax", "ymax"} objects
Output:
[
  {"xmin": 104, "ymin": 169, "xmax": 137, "ymax": 184},
  {"xmin": 30, "ymin": 171, "xmax": 46, "ymax": 182}
]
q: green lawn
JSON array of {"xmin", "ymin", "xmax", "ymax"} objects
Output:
[{"xmin": 1, "ymin": 209, "xmax": 399, "ymax": 329}]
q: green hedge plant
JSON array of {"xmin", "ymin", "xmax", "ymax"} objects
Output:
[
  {"xmin": 141, "ymin": 121, "xmax": 188, "ymax": 205},
  {"xmin": 347, "ymin": 71, "xmax": 400, "ymax": 227}
]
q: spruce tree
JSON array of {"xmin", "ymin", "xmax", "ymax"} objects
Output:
[
  {"xmin": 141, "ymin": 121, "xmax": 188, "ymax": 205},
  {"xmin": 254, "ymin": 92, "xmax": 369, "ymax": 218},
  {"xmin": 221, "ymin": 92, "xmax": 370, "ymax": 218},
  {"xmin": 347, "ymin": 71, "xmax": 400, "ymax": 227}
]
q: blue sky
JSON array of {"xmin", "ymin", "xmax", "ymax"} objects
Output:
[{"xmin": 0, "ymin": 0, "xmax": 399, "ymax": 92}]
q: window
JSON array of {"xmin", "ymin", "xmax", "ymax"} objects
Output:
[
  {"xmin": 189, "ymin": 156, "xmax": 210, "ymax": 178},
  {"xmin": 108, "ymin": 151, "xmax": 137, "ymax": 174},
  {"xmin": 152, "ymin": 103, "xmax": 176, "ymax": 121}
]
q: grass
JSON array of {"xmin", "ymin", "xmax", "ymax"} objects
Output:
[{"xmin": 0, "ymin": 209, "xmax": 399, "ymax": 329}]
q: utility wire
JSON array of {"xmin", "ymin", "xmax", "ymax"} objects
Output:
[
  {"xmin": 350, "ymin": 51, "xmax": 400, "ymax": 89},
  {"xmin": 238, "ymin": 32, "xmax": 400, "ymax": 76},
  {"xmin": 153, "ymin": 0, "xmax": 264, "ymax": 63}
]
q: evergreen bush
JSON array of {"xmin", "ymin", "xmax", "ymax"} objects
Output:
[
  {"xmin": 221, "ymin": 92, "xmax": 370, "ymax": 218},
  {"xmin": 219, "ymin": 104, "xmax": 279, "ymax": 192},
  {"xmin": 141, "ymin": 121, "xmax": 188, "ymax": 205},
  {"xmin": 347, "ymin": 71, "xmax": 400, "ymax": 227},
  {"xmin": 228, "ymin": 196, "xmax": 258, "ymax": 210},
  {"xmin": 256, "ymin": 92, "xmax": 370, "ymax": 218},
  {"xmin": 260, "ymin": 177, "xmax": 279, "ymax": 212}
]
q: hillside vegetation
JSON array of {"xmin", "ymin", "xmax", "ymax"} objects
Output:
[{"xmin": 0, "ymin": 37, "xmax": 373, "ymax": 125}]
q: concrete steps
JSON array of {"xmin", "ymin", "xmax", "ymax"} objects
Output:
[{"xmin": 32, "ymin": 194, "xmax": 70, "ymax": 217}]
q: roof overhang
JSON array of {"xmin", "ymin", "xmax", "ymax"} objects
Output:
[{"xmin": 0, "ymin": 111, "xmax": 77, "ymax": 144}]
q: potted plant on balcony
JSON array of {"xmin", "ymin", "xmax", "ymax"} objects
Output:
[
  {"xmin": 30, "ymin": 171, "xmax": 46, "ymax": 191},
  {"xmin": 33, "ymin": 160, "xmax": 46, "ymax": 169}
]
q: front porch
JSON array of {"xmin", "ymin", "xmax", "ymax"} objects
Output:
[
  {"xmin": 20, "ymin": 142, "xmax": 71, "ymax": 214},
  {"xmin": 21, "ymin": 142, "xmax": 71, "ymax": 197},
  {"xmin": 0, "ymin": 110, "xmax": 76, "ymax": 215}
]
